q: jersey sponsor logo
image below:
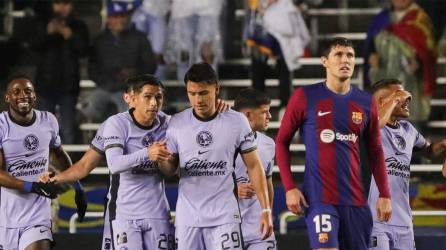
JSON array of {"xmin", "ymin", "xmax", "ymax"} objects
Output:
[
  {"xmin": 132, "ymin": 160, "xmax": 159, "ymax": 175},
  {"xmin": 196, "ymin": 131, "xmax": 213, "ymax": 148},
  {"xmin": 351, "ymin": 111, "xmax": 363, "ymax": 124},
  {"xmin": 8, "ymin": 157, "xmax": 47, "ymax": 177},
  {"xmin": 385, "ymin": 157, "xmax": 410, "ymax": 179},
  {"xmin": 243, "ymin": 131, "xmax": 255, "ymax": 143},
  {"xmin": 23, "ymin": 134, "xmax": 39, "ymax": 151},
  {"xmin": 39, "ymin": 228, "xmax": 48, "ymax": 233},
  {"xmin": 318, "ymin": 111, "xmax": 331, "ymax": 117},
  {"xmin": 393, "ymin": 135, "xmax": 406, "ymax": 150},
  {"xmin": 104, "ymin": 238, "xmax": 112, "ymax": 250},
  {"xmin": 320, "ymin": 129, "xmax": 358, "ymax": 143},
  {"xmin": 184, "ymin": 157, "xmax": 227, "ymax": 176}
]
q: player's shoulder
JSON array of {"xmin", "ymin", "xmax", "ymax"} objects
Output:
[
  {"xmin": 104, "ymin": 110, "xmax": 132, "ymax": 128},
  {"xmin": 257, "ymin": 132, "xmax": 275, "ymax": 147},
  {"xmin": 398, "ymin": 120, "xmax": 418, "ymax": 133},
  {"xmin": 157, "ymin": 111, "xmax": 171, "ymax": 126},
  {"xmin": 35, "ymin": 109, "xmax": 58, "ymax": 125},
  {"xmin": 169, "ymin": 108, "xmax": 191, "ymax": 124},
  {"xmin": 220, "ymin": 109, "xmax": 245, "ymax": 119}
]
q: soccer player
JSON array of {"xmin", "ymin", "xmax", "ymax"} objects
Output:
[
  {"xmin": 368, "ymin": 79, "xmax": 446, "ymax": 250},
  {"xmin": 44, "ymin": 83, "xmax": 135, "ymax": 250},
  {"xmin": 155, "ymin": 62, "xmax": 273, "ymax": 250},
  {"xmin": 233, "ymin": 88, "xmax": 277, "ymax": 249},
  {"xmin": 275, "ymin": 37, "xmax": 392, "ymax": 250},
  {"xmin": 100, "ymin": 74, "xmax": 175, "ymax": 250},
  {"xmin": 0, "ymin": 76, "xmax": 85, "ymax": 250}
]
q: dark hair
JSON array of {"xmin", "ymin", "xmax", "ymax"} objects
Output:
[
  {"xmin": 5, "ymin": 73, "xmax": 33, "ymax": 92},
  {"xmin": 233, "ymin": 88, "xmax": 271, "ymax": 111},
  {"xmin": 184, "ymin": 62, "xmax": 218, "ymax": 85},
  {"xmin": 321, "ymin": 37, "xmax": 354, "ymax": 57},
  {"xmin": 124, "ymin": 74, "xmax": 164, "ymax": 94},
  {"xmin": 370, "ymin": 78, "xmax": 402, "ymax": 94}
]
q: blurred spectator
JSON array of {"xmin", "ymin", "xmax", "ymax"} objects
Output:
[
  {"xmin": 169, "ymin": 0, "xmax": 224, "ymax": 81},
  {"xmin": 244, "ymin": 0, "xmax": 310, "ymax": 115},
  {"xmin": 32, "ymin": 0, "xmax": 89, "ymax": 144},
  {"xmin": 365, "ymin": 0, "xmax": 436, "ymax": 126},
  {"xmin": 84, "ymin": 1, "xmax": 156, "ymax": 122},
  {"xmin": 131, "ymin": 0, "xmax": 170, "ymax": 80}
]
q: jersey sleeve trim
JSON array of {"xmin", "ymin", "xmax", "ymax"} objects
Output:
[
  {"xmin": 90, "ymin": 144, "xmax": 105, "ymax": 155},
  {"xmin": 105, "ymin": 144, "xmax": 124, "ymax": 151},
  {"xmin": 240, "ymin": 146, "xmax": 257, "ymax": 154}
]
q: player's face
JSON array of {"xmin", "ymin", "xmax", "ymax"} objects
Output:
[
  {"xmin": 248, "ymin": 104, "xmax": 271, "ymax": 132},
  {"xmin": 389, "ymin": 84, "xmax": 411, "ymax": 118},
  {"xmin": 322, "ymin": 45, "xmax": 355, "ymax": 82},
  {"xmin": 186, "ymin": 81, "xmax": 219, "ymax": 118},
  {"xmin": 5, "ymin": 78, "xmax": 36, "ymax": 116},
  {"xmin": 132, "ymin": 84, "xmax": 163, "ymax": 124}
]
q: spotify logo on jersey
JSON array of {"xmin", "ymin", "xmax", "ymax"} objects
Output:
[{"xmin": 320, "ymin": 129, "xmax": 335, "ymax": 143}]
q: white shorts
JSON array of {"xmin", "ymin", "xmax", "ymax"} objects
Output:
[
  {"xmin": 0, "ymin": 224, "xmax": 52, "ymax": 250},
  {"xmin": 244, "ymin": 239, "xmax": 277, "ymax": 250},
  {"xmin": 111, "ymin": 218, "xmax": 174, "ymax": 250},
  {"xmin": 369, "ymin": 222, "xmax": 415, "ymax": 250},
  {"xmin": 176, "ymin": 223, "xmax": 242, "ymax": 250}
]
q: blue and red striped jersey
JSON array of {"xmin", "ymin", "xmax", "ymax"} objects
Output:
[{"xmin": 276, "ymin": 82, "xmax": 390, "ymax": 206}]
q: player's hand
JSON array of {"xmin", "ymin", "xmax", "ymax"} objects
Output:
[
  {"xmin": 24, "ymin": 181, "xmax": 59, "ymax": 199},
  {"xmin": 259, "ymin": 210, "xmax": 273, "ymax": 240},
  {"xmin": 238, "ymin": 182, "xmax": 255, "ymax": 199},
  {"xmin": 216, "ymin": 99, "xmax": 230, "ymax": 113},
  {"xmin": 286, "ymin": 188, "xmax": 308, "ymax": 214},
  {"xmin": 39, "ymin": 172, "xmax": 53, "ymax": 183},
  {"xmin": 148, "ymin": 140, "xmax": 172, "ymax": 162},
  {"xmin": 75, "ymin": 188, "xmax": 88, "ymax": 222},
  {"xmin": 376, "ymin": 197, "xmax": 392, "ymax": 222}
]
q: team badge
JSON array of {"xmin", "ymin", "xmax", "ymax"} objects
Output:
[
  {"xmin": 196, "ymin": 131, "xmax": 213, "ymax": 148},
  {"xmin": 23, "ymin": 134, "xmax": 39, "ymax": 151},
  {"xmin": 393, "ymin": 135, "xmax": 406, "ymax": 150},
  {"xmin": 351, "ymin": 112, "xmax": 363, "ymax": 124},
  {"xmin": 318, "ymin": 233, "xmax": 328, "ymax": 243},
  {"xmin": 141, "ymin": 134, "xmax": 154, "ymax": 147},
  {"xmin": 117, "ymin": 232, "xmax": 128, "ymax": 245}
]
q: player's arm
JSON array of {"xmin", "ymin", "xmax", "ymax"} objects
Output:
[
  {"xmin": 0, "ymin": 149, "xmax": 58, "ymax": 198},
  {"xmin": 267, "ymin": 176, "xmax": 274, "ymax": 209},
  {"xmin": 241, "ymin": 149, "xmax": 273, "ymax": 239},
  {"xmin": 366, "ymin": 99, "xmax": 392, "ymax": 222},
  {"xmin": 49, "ymin": 146, "xmax": 73, "ymax": 171},
  {"xmin": 275, "ymin": 88, "xmax": 308, "ymax": 214},
  {"xmin": 149, "ymin": 140, "xmax": 178, "ymax": 177},
  {"xmin": 51, "ymin": 148, "xmax": 103, "ymax": 184},
  {"xmin": 422, "ymin": 139, "xmax": 446, "ymax": 159}
]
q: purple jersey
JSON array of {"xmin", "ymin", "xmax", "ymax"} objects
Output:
[
  {"xmin": 91, "ymin": 120, "xmax": 106, "ymax": 154},
  {"xmin": 0, "ymin": 110, "xmax": 61, "ymax": 227},
  {"xmin": 166, "ymin": 108, "xmax": 257, "ymax": 227},
  {"xmin": 235, "ymin": 132, "xmax": 275, "ymax": 242},
  {"xmin": 103, "ymin": 110, "xmax": 171, "ymax": 221},
  {"xmin": 368, "ymin": 120, "xmax": 426, "ymax": 226}
]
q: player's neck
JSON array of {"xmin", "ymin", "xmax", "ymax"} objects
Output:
[
  {"xmin": 325, "ymin": 77, "xmax": 351, "ymax": 95},
  {"xmin": 130, "ymin": 109, "xmax": 156, "ymax": 128},
  {"xmin": 387, "ymin": 116, "xmax": 399, "ymax": 127},
  {"xmin": 8, "ymin": 109, "xmax": 35, "ymax": 126},
  {"xmin": 193, "ymin": 108, "xmax": 218, "ymax": 121}
]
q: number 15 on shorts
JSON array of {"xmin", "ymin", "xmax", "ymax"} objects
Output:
[{"xmin": 313, "ymin": 214, "xmax": 332, "ymax": 233}]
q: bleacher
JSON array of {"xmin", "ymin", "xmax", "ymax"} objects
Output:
[{"xmin": 2, "ymin": 0, "xmax": 446, "ymax": 249}]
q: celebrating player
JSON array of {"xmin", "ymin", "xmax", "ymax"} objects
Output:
[
  {"xmin": 0, "ymin": 75, "xmax": 86, "ymax": 250},
  {"xmin": 276, "ymin": 37, "xmax": 392, "ymax": 250},
  {"xmin": 368, "ymin": 79, "xmax": 446, "ymax": 249},
  {"xmin": 155, "ymin": 63, "xmax": 273, "ymax": 250},
  {"xmin": 233, "ymin": 88, "xmax": 277, "ymax": 249}
]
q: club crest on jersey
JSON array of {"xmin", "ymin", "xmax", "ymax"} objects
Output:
[
  {"xmin": 319, "ymin": 233, "xmax": 329, "ymax": 243},
  {"xmin": 393, "ymin": 135, "xmax": 406, "ymax": 150},
  {"xmin": 141, "ymin": 134, "xmax": 154, "ymax": 147},
  {"xmin": 116, "ymin": 232, "xmax": 127, "ymax": 245},
  {"xmin": 196, "ymin": 131, "xmax": 213, "ymax": 148},
  {"xmin": 23, "ymin": 134, "xmax": 39, "ymax": 151},
  {"xmin": 351, "ymin": 112, "xmax": 363, "ymax": 124}
]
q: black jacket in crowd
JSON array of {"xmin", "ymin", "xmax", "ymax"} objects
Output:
[
  {"xmin": 33, "ymin": 14, "xmax": 89, "ymax": 96},
  {"xmin": 88, "ymin": 25, "xmax": 157, "ymax": 92}
]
